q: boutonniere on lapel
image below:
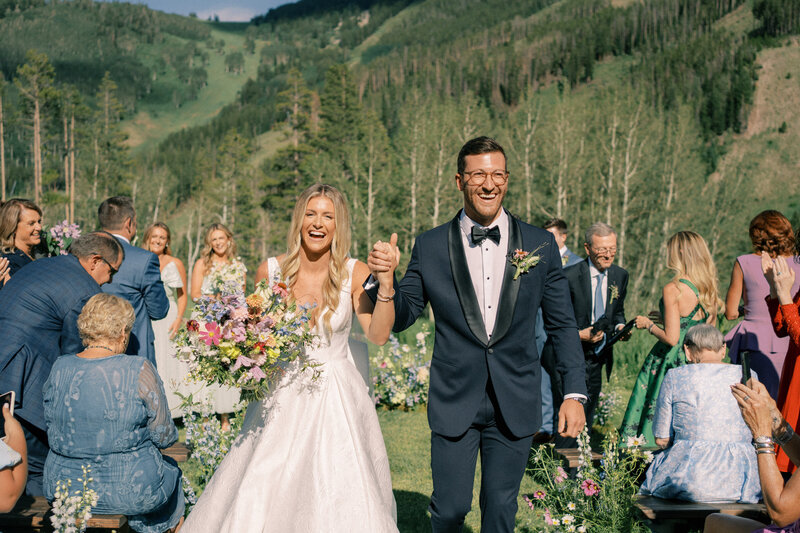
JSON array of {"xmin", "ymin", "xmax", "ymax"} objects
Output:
[
  {"xmin": 508, "ymin": 243, "xmax": 548, "ymax": 281},
  {"xmin": 609, "ymin": 283, "xmax": 620, "ymax": 304},
  {"xmin": 561, "ymin": 255, "xmax": 569, "ymax": 267}
]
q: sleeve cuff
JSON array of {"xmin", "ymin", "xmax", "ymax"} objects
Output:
[
  {"xmin": 563, "ymin": 393, "xmax": 588, "ymax": 402},
  {"xmin": 364, "ymin": 275, "xmax": 379, "ymax": 290}
]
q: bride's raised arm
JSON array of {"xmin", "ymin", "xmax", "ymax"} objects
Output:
[{"xmin": 353, "ymin": 235, "xmax": 400, "ymax": 346}]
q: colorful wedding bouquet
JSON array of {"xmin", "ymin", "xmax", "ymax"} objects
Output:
[
  {"xmin": 174, "ymin": 280, "xmax": 319, "ymax": 403},
  {"xmin": 45, "ymin": 220, "xmax": 82, "ymax": 256},
  {"xmin": 372, "ymin": 327, "xmax": 431, "ymax": 410},
  {"xmin": 522, "ymin": 428, "xmax": 653, "ymax": 532}
]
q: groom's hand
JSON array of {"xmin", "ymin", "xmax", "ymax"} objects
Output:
[{"xmin": 557, "ymin": 398, "xmax": 586, "ymax": 438}]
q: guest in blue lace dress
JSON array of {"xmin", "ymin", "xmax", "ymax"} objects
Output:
[
  {"xmin": 640, "ymin": 324, "xmax": 761, "ymax": 503},
  {"xmin": 43, "ymin": 294, "xmax": 184, "ymax": 533}
]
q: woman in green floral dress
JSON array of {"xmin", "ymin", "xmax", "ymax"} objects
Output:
[{"xmin": 620, "ymin": 231, "xmax": 723, "ymax": 446}]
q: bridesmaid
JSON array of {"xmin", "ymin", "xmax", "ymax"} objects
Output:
[
  {"xmin": 0, "ymin": 198, "xmax": 42, "ymax": 286},
  {"xmin": 620, "ymin": 231, "xmax": 724, "ymax": 446},
  {"xmin": 724, "ymin": 210, "xmax": 800, "ymax": 399},
  {"xmin": 142, "ymin": 222, "xmax": 190, "ymax": 415},
  {"xmin": 189, "ymin": 223, "xmax": 245, "ymax": 429}
]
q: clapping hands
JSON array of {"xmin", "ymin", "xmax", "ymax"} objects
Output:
[
  {"xmin": 761, "ymin": 252, "xmax": 796, "ymax": 304},
  {"xmin": 368, "ymin": 233, "xmax": 401, "ymax": 290}
]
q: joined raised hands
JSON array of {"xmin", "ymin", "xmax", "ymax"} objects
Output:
[{"xmin": 367, "ymin": 233, "xmax": 401, "ymax": 290}]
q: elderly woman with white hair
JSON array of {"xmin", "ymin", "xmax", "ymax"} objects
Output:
[
  {"xmin": 639, "ymin": 323, "xmax": 761, "ymax": 503},
  {"xmin": 43, "ymin": 293, "xmax": 184, "ymax": 533}
]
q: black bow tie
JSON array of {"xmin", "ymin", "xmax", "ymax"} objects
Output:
[{"xmin": 471, "ymin": 225, "xmax": 501, "ymax": 245}]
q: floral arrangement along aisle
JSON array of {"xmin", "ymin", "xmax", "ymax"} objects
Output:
[
  {"xmin": 371, "ymin": 327, "xmax": 431, "ymax": 409},
  {"xmin": 174, "ymin": 280, "xmax": 318, "ymax": 403},
  {"xmin": 50, "ymin": 465, "xmax": 98, "ymax": 533},
  {"xmin": 523, "ymin": 429, "xmax": 653, "ymax": 532}
]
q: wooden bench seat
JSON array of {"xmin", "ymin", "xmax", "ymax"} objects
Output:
[
  {"xmin": 634, "ymin": 494, "xmax": 769, "ymax": 533},
  {"xmin": 554, "ymin": 447, "xmax": 603, "ymax": 468},
  {"xmin": 161, "ymin": 441, "xmax": 190, "ymax": 462},
  {"xmin": 0, "ymin": 495, "xmax": 129, "ymax": 532}
]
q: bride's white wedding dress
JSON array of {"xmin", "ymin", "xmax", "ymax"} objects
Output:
[{"xmin": 182, "ymin": 257, "xmax": 398, "ymax": 532}]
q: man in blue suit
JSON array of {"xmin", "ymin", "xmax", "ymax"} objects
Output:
[
  {"xmin": 535, "ymin": 217, "xmax": 584, "ymax": 441},
  {"xmin": 0, "ymin": 232, "xmax": 123, "ymax": 495},
  {"xmin": 368, "ymin": 137, "xmax": 587, "ymax": 533},
  {"xmin": 99, "ymin": 196, "xmax": 168, "ymax": 366}
]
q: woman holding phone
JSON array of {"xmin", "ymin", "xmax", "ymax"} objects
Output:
[{"xmin": 0, "ymin": 395, "xmax": 27, "ymax": 512}]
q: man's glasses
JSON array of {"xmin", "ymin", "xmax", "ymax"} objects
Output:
[
  {"xmin": 589, "ymin": 246, "xmax": 617, "ymax": 255},
  {"xmin": 100, "ymin": 257, "xmax": 118, "ymax": 276},
  {"xmin": 461, "ymin": 169, "xmax": 509, "ymax": 186}
]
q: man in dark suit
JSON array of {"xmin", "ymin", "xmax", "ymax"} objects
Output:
[
  {"xmin": 99, "ymin": 196, "xmax": 168, "ymax": 366},
  {"xmin": 0, "ymin": 232, "xmax": 123, "ymax": 495},
  {"xmin": 368, "ymin": 137, "xmax": 586, "ymax": 533},
  {"xmin": 552, "ymin": 222, "xmax": 629, "ymax": 449},
  {"xmin": 544, "ymin": 217, "xmax": 582, "ymax": 268}
]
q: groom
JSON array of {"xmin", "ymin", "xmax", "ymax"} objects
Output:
[{"xmin": 367, "ymin": 137, "xmax": 587, "ymax": 532}]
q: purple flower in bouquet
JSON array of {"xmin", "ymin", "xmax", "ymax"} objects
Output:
[
  {"xmin": 554, "ymin": 466, "xmax": 568, "ymax": 484},
  {"xmin": 45, "ymin": 220, "xmax": 82, "ymax": 256},
  {"xmin": 248, "ymin": 366, "xmax": 267, "ymax": 381}
]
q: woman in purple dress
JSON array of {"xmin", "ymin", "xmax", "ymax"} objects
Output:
[{"xmin": 725, "ymin": 210, "xmax": 800, "ymax": 399}]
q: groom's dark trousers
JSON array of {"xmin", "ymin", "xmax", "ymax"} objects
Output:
[{"xmin": 368, "ymin": 210, "xmax": 586, "ymax": 533}]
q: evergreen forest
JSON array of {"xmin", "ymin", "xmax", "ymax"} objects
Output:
[{"xmin": 1, "ymin": 0, "xmax": 800, "ymax": 308}]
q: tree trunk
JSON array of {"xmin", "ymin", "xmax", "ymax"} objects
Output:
[
  {"xmin": 618, "ymin": 102, "xmax": 644, "ymax": 268},
  {"xmin": 0, "ymin": 94, "xmax": 5, "ymax": 202},
  {"xmin": 605, "ymin": 109, "xmax": 619, "ymax": 224},
  {"xmin": 93, "ymin": 137, "xmax": 99, "ymax": 200},
  {"xmin": 33, "ymin": 98, "xmax": 41, "ymax": 204},
  {"xmin": 69, "ymin": 113, "xmax": 75, "ymax": 223}
]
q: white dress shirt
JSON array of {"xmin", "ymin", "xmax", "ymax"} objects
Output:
[
  {"xmin": 558, "ymin": 245, "xmax": 568, "ymax": 258},
  {"xmin": 459, "ymin": 210, "xmax": 509, "ymax": 338}
]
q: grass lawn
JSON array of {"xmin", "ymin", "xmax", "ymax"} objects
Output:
[{"xmin": 378, "ymin": 408, "xmax": 543, "ymax": 532}]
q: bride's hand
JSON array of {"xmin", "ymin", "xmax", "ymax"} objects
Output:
[
  {"xmin": 169, "ymin": 318, "xmax": 182, "ymax": 338},
  {"xmin": 370, "ymin": 234, "xmax": 400, "ymax": 290}
]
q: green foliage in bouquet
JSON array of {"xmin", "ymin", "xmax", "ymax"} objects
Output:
[{"xmin": 371, "ymin": 326, "xmax": 431, "ymax": 410}]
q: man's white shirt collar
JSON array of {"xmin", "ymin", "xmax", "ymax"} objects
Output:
[
  {"xmin": 459, "ymin": 209, "xmax": 508, "ymax": 244},
  {"xmin": 559, "ymin": 245, "xmax": 568, "ymax": 257},
  {"xmin": 111, "ymin": 233, "xmax": 130, "ymax": 244}
]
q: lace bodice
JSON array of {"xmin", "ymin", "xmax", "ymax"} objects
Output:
[
  {"xmin": 266, "ymin": 257, "xmax": 355, "ymax": 362},
  {"xmin": 160, "ymin": 261, "xmax": 183, "ymax": 305}
]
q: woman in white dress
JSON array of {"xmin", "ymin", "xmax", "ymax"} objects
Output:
[
  {"xmin": 190, "ymin": 223, "xmax": 246, "ymax": 425},
  {"xmin": 142, "ymin": 222, "xmax": 190, "ymax": 415},
  {"xmin": 182, "ymin": 184, "xmax": 400, "ymax": 532}
]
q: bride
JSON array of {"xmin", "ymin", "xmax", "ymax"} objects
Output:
[{"xmin": 181, "ymin": 184, "xmax": 400, "ymax": 532}]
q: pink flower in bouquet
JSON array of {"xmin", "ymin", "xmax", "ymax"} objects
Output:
[
  {"xmin": 272, "ymin": 282, "xmax": 289, "ymax": 299},
  {"xmin": 200, "ymin": 323, "xmax": 222, "ymax": 346},
  {"xmin": 554, "ymin": 466, "xmax": 568, "ymax": 484},
  {"xmin": 533, "ymin": 490, "xmax": 546, "ymax": 500},
  {"xmin": 513, "ymin": 249, "xmax": 529, "ymax": 259},
  {"xmin": 581, "ymin": 479, "xmax": 599, "ymax": 496},
  {"xmin": 231, "ymin": 307, "xmax": 249, "ymax": 321},
  {"xmin": 248, "ymin": 366, "xmax": 267, "ymax": 381},
  {"xmin": 226, "ymin": 325, "xmax": 247, "ymax": 343},
  {"xmin": 544, "ymin": 508, "xmax": 553, "ymax": 526},
  {"xmin": 232, "ymin": 355, "xmax": 255, "ymax": 371}
]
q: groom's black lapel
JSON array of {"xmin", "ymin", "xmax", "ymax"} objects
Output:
[
  {"xmin": 488, "ymin": 212, "xmax": 522, "ymax": 347},
  {"xmin": 448, "ymin": 213, "xmax": 489, "ymax": 346}
]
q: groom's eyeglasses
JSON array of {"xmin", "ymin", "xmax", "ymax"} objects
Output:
[{"xmin": 461, "ymin": 169, "xmax": 509, "ymax": 186}]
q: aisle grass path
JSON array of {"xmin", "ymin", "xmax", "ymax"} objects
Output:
[{"xmin": 378, "ymin": 409, "xmax": 541, "ymax": 532}]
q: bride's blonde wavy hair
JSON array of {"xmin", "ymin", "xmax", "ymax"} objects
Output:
[
  {"xmin": 280, "ymin": 184, "xmax": 351, "ymax": 333},
  {"xmin": 666, "ymin": 231, "xmax": 723, "ymax": 323}
]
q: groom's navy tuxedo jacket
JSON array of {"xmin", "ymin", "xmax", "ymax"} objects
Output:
[{"xmin": 385, "ymin": 210, "xmax": 586, "ymax": 438}]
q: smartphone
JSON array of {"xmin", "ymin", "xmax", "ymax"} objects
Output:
[
  {"xmin": 0, "ymin": 390, "xmax": 14, "ymax": 441},
  {"xmin": 740, "ymin": 351, "xmax": 751, "ymax": 385}
]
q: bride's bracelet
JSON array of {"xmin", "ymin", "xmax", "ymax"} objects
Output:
[{"xmin": 376, "ymin": 289, "xmax": 395, "ymax": 303}]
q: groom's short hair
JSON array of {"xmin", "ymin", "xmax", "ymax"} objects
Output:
[{"xmin": 457, "ymin": 137, "xmax": 506, "ymax": 175}]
